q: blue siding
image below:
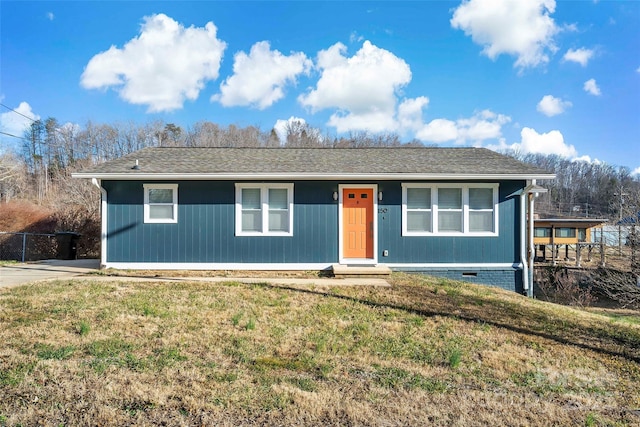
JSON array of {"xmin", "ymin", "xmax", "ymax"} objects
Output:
[
  {"xmin": 103, "ymin": 179, "xmax": 523, "ymax": 271},
  {"xmin": 377, "ymin": 181, "xmax": 522, "ymax": 264},
  {"xmin": 103, "ymin": 180, "xmax": 339, "ymax": 263}
]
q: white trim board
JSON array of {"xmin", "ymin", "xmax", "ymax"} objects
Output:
[
  {"xmin": 387, "ymin": 263, "xmax": 523, "ymax": 270},
  {"xmin": 103, "ymin": 262, "xmax": 523, "ymax": 271},
  {"xmin": 73, "ymin": 172, "xmax": 555, "ymax": 181},
  {"xmin": 103, "ymin": 262, "xmax": 335, "ymax": 271}
]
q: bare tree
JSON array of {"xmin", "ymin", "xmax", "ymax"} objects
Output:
[{"xmin": 0, "ymin": 151, "xmax": 28, "ymax": 203}]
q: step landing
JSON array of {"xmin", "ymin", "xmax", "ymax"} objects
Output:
[{"xmin": 331, "ymin": 264, "xmax": 392, "ymax": 278}]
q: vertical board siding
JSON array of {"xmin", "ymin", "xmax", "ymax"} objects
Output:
[
  {"xmin": 103, "ymin": 180, "xmax": 339, "ymax": 264},
  {"xmin": 377, "ymin": 180, "xmax": 522, "ymax": 265},
  {"xmin": 103, "ymin": 179, "xmax": 522, "ymax": 266}
]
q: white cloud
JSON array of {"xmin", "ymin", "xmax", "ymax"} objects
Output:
[
  {"xmin": 0, "ymin": 101, "xmax": 39, "ymax": 139},
  {"xmin": 537, "ymin": 95, "xmax": 572, "ymax": 116},
  {"xmin": 416, "ymin": 119, "xmax": 459, "ymax": 143},
  {"xmin": 562, "ymin": 48, "xmax": 594, "ymax": 66},
  {"xmin": 349, "ymin": 32, "xmax": 364, "ymax": 43},
  {"xmin": 583, "ymin": 78, "xmax": 601, "ymax": 96},
  {"xmin": 450, "ymin": 0, "xmax": 559, "ymax": 69},
  {"xmin": 81, "ymin": 13, "xmax": 227, "ymax": 112},
  {"xmin": 456, "ymin": 110, "xmax": 511, "ymax": 142},
  {"xmin": 273, "ymin": 116, "xmax": 307, "ymax": 144},
  {"xmin": 213, "ymin": 41, "xmax": 311, "ymax": 110},
  {"xmin": 636, "ymin": 66, "xmax": 640, "ymax": 73},
  {"xmin": 572, "ymin": 155, "xmax": 602, "ymax": 165},
  {"xmin": 631, "ymin": 167, "xmax": 640, "ymax": 177},
  {"xmin": 397, "ymin": 96, "xmax": 429, "ymax": 132},
  {"xmin": 507, "ymin": 127, "xmax": 577, "ymax": 157},
  {"xmin": 298, "ymin": 41, "xmax": 412, "ymax": 133},
  {"xmin": 414, "ymin": 110, "xmax": 510, "ymax": 144},
  {"xmin": 47, "ymin": 12, "xmax": 55, "ymax": 21}
]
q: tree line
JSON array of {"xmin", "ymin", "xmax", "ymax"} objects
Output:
[
  {"xmin": 503, "ymin": 151, "xmax": 639, "ymax": 221},
  {"xmin": 1, "ymin": 118, "xmax": 638, "ymax": 223}
]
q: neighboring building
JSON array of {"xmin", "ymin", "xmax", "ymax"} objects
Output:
[
  {"xmin": 73, "ymin": 147, "xmax": 554, "ymax": 295},
  {"xmin": 533, "ymin": 218, "xmax": 608, "ymax": 265},
  {"xmin": 533, "ymin": 218, "xmax": 608, "ymax": 246}
]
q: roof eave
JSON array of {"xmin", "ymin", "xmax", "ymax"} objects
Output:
[{"xmin": 72, "ymin": 172, "xmax": 557, "ymax": 181}]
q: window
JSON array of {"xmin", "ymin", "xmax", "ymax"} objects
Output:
[
  {"xmin": 144, "ymin": 184, "xmax": 178, "ymax": 223},
  {"xmin": 534, "ymin": 227, "xmax": 552, "ymax": 238},
  {"xmin": 406, "ymin": 187, "xmax": 432, "ymax": 232},
  {"xmin": 402, "ymin": 184, "xmax": 498, "ymax": 236},
  {"xmin": 469, "ymin": 188, "xmax": 494, "ymax": 232},
  {"xmin": 235, "ymin": 183, "xmax": 293, "ymax": 236},
  {"xmin": 555, "ymin": 228, "xmax": 576, "ymax": 238},
  {"xmin": 438, "ymin": 188, "xmax": 463, "ymax": 232},
  {"xmin": 578, "ymin": 228, "xmax": 587, "ymax": 242}
]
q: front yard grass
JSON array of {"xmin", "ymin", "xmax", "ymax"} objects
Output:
[{"xmin": 1, "ymin": 273, "xmax": 639, "ymax": 426}]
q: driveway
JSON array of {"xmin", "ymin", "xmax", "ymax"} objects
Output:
[{"xmin": 0, "ymin": 259, "xmax": 100, "ymax": 289}]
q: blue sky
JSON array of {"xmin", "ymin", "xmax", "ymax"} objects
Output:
[{"xmin": 1, "ymin": 1, "xmax": 639, "ymax": 173}]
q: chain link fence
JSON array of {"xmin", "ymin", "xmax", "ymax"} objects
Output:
[{"xmin": 0, "ymin": 232, "xmax": 77, "ymax": 262}]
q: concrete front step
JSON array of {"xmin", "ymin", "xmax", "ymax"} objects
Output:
[{"xmin": 331, "ymin": 264, "xmax": 392, "ymax": 278}]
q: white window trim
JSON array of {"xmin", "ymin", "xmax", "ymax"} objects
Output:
[
  {"xmin": 143, "ymin": 183, "xmax": 178, "ymax": 224},
  {"xmin": 402, "ymin": 183, "xmax": 499, "ymax": 237},
  {"xmin": 235, "ymin": 183, "xmax": 294, "ymax": 236}
]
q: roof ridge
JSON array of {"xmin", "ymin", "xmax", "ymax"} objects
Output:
[{"xmin": 145, "ymin": 146, "xmax": 486, "ymax": 150}]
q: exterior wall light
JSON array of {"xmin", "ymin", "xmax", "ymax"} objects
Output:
[
  {"xmin": 332, "ymin": 191, "xmax": 338, "ymax": 201},
  {"xmin": 378, "ymin": 191, "xmax": 383, "ymax": 201}
]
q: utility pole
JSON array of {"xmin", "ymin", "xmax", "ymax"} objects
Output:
[{"xmin": 614, "ymin": 187, "xmax": 628, "ymax": 256}]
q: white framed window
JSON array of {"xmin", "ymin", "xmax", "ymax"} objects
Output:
[
  {"xmin": 468, "ymin": 187, "xmax": 495, "ymax": 232},
  {"xmin": 405, "ymin": 187, "xmax": 432, "ymax": 233},
  {"xmin": 144, "ymin": 183, "xmax": 178, "ymax": 224},
  {"xmin": 438, "ymin": 187, "xmax": 463, "ymax": 232},
  {"xmin": 402, "ymin": 183, "xmax": 498, "ymax": 236},
  {"xmin": 235, "ymin": 183, "xmax": 293, "ymax": 236}
]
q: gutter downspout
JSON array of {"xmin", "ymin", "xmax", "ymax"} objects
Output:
[
  {"xmin": 91, "ymin": 178, "xmax": 107, "ymax": 269},
  {"xmin": 520, "ymin": 183, "xmax": 530, "ymax": 296},
  {"xmin": 528, "ymin": 179, "xmax": 536, "ymax": 298}
]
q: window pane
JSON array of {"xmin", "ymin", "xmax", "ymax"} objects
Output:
[
  {"xmin": 268, "ymin": 188, "xmax": 288, "ymax": 210},
  {"xmin": 149, "ymin": 205, "xmax": 173, "ymax": 220},
  {"xmin": 439, "ymin": 211, "xmax": 462, "ymax": 232},
  {"xmin": 242, "ymin": 211, "xmax": 262, "ymax": 232},
  {"xmin": 470, "ymin": 211, "xmax": 493, "ymax": 232},
  {"xmin": 534, "ymin": 228, "xmax": 551, "ymax": 237},
  {"xmin": 269, "ymin": 211, "xmax": 289, "ymax": 232},
  {"xmin": 469, "ymin": 188, "xmax": 493, "ymax": 210},
  {"xmin": 438, "ymin": 188, "xmax": 462, "ymax": 209},
  {"xmin": 407, "ymin": 188, "xmax": 431, "ymax": 209},
  {"xmin": 149, "ymin": 188, "xmax": 173, "ymax": 204},
  {"xmin": 242, "ymin": 188, "xmax": 261, "ymax": 209},
  {"xmin": 555, "ymin": 228, "xmax": 576, "ymax": 238},
  {"xmin": 578, "ymin": 229, "xmax": 586, "ymax": 242},
  {"xmin": 407, "ymin": 211, "xmax": 431, "ymax": 232}
]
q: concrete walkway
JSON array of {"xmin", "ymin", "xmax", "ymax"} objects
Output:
[
  {"xmin": 0, "ymin": 259, "xmax": 101, "ymax": 289},
  {"xmin": 0, "ymin": 259, "xmax": 390, "ymax": 289}
]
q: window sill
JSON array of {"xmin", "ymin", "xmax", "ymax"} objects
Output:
[
  {"xmin": 402, "ymin": 232, "xmax": 498, "ymax": 237},
  {"xmin": 236, "ymin": 232, "xmax": 294, "ymax": 237}
]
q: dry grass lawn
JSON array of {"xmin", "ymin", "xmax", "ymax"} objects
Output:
[{"xmin": 1, "ymin": 273, "xmax": 639, "ymax": 426}]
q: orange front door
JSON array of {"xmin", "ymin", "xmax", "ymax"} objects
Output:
[{"xmin": 343, "ymin": 188, "xmax": 374, "ymax": 259}]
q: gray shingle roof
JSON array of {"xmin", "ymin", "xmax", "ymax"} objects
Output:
[{"xmin": 73, "ymin": 147, "xmax": 553, "ymax": 179}]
